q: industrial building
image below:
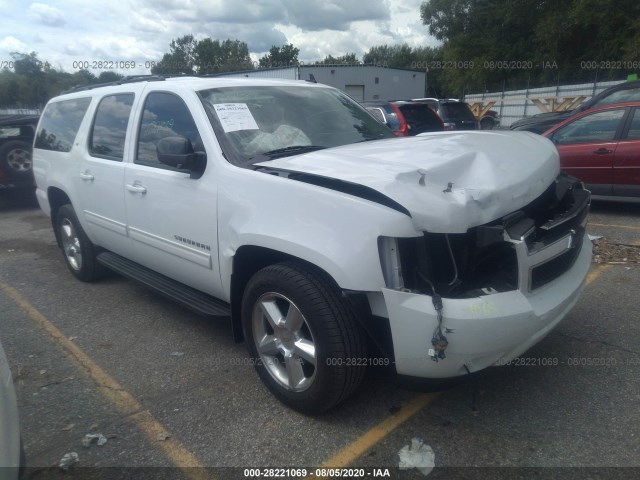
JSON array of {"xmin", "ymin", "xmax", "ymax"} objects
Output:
[{"xmin": 216, "ymin": 65, "xmax": 426, "ymax": 102}]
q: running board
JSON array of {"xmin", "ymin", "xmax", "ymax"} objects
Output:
[{"xmin": 96, "ymin": 252, "xmax": 230, "ymax": 318}]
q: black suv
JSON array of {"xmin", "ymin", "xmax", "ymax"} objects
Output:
[
  {"xmin": 411, "ymin": 98, "xmax": 478, "ymax": 130},
  {"xmin": 510, "ymin": 79, "xmax": 640, "ymax": 134},
  {"xmin": 364, "ymin": 101, "xmax": 444, "ymax": 136},
  {"xmin": 0, "ymin": 114, "xmax": 39, "ymax": 190}
]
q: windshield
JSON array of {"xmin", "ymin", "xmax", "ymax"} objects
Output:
[{"xmin": 199, "ymin": 85, "xmax": 394, "ymax": 164}]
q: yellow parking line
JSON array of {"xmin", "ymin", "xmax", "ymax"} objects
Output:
[
  {"xmin": 0, "ymin": 281, "xmax": 211, "ymax": 480},
  {"xmin": 590, "ymin": 223, "xmax": 640, "ymax": 231},
  {"xmin": 1, "ymin": 246, "xmax": 619, "ymax": 477},
  {"xmin": 319, "ymin": 393, "xmax": 437, "ymax": 469}
]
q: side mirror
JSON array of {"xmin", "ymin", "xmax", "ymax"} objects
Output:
[
  {"xmin": 157, "ymin": 136, "xmax": 207, "ymax": 179},
  {"xmin": 157, "ymin": 136, "xmax": 194, "ymax": 168},
  {"xmin": 189, "ymin": 151, "xmax": 207, "ymax": 179}
]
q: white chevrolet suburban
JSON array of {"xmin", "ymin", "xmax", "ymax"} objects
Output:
[{"xmin": 33, "ymin": 76, "xmax": 592, "ymax": 413}]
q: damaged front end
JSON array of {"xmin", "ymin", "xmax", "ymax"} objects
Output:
[{"xmin": 377, "ymin": 174, "xmax": 592, "ymax": 379}]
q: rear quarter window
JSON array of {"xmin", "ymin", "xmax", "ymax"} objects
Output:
[
  {"xmin": 0, "ymin": 127, "xmax": 20, "ymax": 138},
  {"xmin": 442, "ymin": 102, "xmax": 476, "ymax": 121},
  {"xmin": 35, "ymin": 97, "xmax": 92, "ymax": 152},
  {"xmin": 375, "ymin": 105, "xmax": 400, "ymax": 131},
  {"xmin": 366, "ymin": 107, "xmax": 386, "ymax": 124},
  {"xmin": 398, "ymin": 105, "xmax": 444, "ymax": 133}
]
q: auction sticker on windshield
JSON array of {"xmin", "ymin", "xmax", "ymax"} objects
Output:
[{"xmin": 213, "ymin": 103, "xmax": 259, "ymax": 132}]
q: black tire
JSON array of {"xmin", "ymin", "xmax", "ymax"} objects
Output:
[
  {"xmin": 0, "ymin": 140, "xmax": 32, "ymax": 179},
  {"xmin": 480, "ymin": 117, "xmax": 495, "ymax": 130},
  {"xmin": 55, "ymin": 204, "xmax": 105, "ymax": 282},
  {"xmin": 241, "ymin": 262, "xmax": 367, "ymax": 414}
]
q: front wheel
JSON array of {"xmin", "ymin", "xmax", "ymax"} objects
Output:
[
  {"xmin": 241, "ymin": 262, "xmax": 367, "ymax": 414},
  {"xmin": 55, "ymin": 204, "xmax": 105, "ymax": 282}
]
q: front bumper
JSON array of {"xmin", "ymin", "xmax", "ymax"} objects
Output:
[{"xmin": 381, "ymin": 234, "xmax": 592, "ymax": 378}]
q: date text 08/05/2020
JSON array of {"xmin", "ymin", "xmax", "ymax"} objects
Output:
[{"xmin": 243, "ymin": 468, "xmax": 392, "ymax": 478}]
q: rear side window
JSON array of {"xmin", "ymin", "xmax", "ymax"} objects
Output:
[
  {"xmin": 89, "ymin": 94, "xmax": 134, "ymax": 161},
  {"xmin": 35, "ymin": 97, "xmax": 91, "ymax": 152},
  {"xmin": 552, "ymin": 109, "xmax": 625, "ymax": 144}
]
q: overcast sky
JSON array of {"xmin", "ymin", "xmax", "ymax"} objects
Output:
[{"xmin": 0, "ymin": 0, "xmax": 438, "ymax": 74}]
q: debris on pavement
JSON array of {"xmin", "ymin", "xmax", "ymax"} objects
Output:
[
  {"xmin": 157, "ymin": 432, "xmax": 171, "ymax": 441},
  {"xmin": 398, "ymin": 437, "xmax": 435, "ymax": 476},
  {"xmin": 82, "ymin": 433, "xmax": 108, "ymax": 447},
  {"xmin": 58, "ymin": 452, "xmax": 79, "ymax": 470},
  {"xmin": 588, "ymin": 235, "xmax": 603, "ymax": 241},
  {"xmin": 591, "ymin": 239, "xmax": 640, "ymax": 265},
  {"xmin": 61, "ymin": 423, "xmax": 75, "ymax": 432}
]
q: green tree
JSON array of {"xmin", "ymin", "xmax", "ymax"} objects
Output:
[
  {"xmin": 97, "ymin": 71, "xmax": 124, "ymax": 83},
  {"xmin": 317, "ymin": 53, "xmax": 360, "ymax": 65},
  {"xmin": 194, "ymin": 38, "xmax": 252, "ymax": 74},
  {"xmin": 0, "ymin": 52, "xmax": 121, "ymax": 109},
  {"xmin": 0, "ymin": 72, "xmax": 21, "ymax": 107},
  {"xmin": 8, "ymin": 52, "xmax": 52, "ymax": 107},
  {"xmin": 11, "ymin": 51, "xmax": 48, "ymax": 76},
  {"xmin": 363, "ymin": 44, "xmax": 416, "ymax": 68},
  {"xmin": 71, "ymin": 69, "xmax": 97, "ymax": 85},
  {"xmin": 258, "ymin": 44, "xmax": 300, "ymax": 68},
  {"xmin": 419, "ymin": 0, "xmax": 640, "ymax": 94},
  {"xmin": 420, "ymin": 0, "xmax": 545, "ymax": 94},
  {"xmin": 411, "ymin": 46, "xmax": 446, "ymax": 97},
  {"xmin": 151, "ymin": 36, "xmax": 253, "ymax": 75},
  {"xmin": 534, "ymin": 0, "xmax": 640, "ymax": 81},
  {"xmin": 151, "ymin": 35, "xmax": 197, "ymax": 75}
]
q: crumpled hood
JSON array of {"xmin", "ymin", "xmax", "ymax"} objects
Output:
[{"xmin": 256, "ymin": 131, "xmax": 560, "ymax": 233}]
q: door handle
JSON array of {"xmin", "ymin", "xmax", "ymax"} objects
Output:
[
  {"xmin": 79, "ymin": 172, "xmax": 94, "ymax": 181},
  {"xmin": 126, "ymin": 183, "xmax": 147, "ymax": 194},
  {"xmin": 593, "ymin": 148, "xmax": 613, "ymax": 155}
]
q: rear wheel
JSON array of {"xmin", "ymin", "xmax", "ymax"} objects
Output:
[
  {"xmin": 480, "ymin": 117, "xmax": 495, "ymax": 130},
  {"xmin": 241, "ymin": 262, "xmax": 367, "ymax": 413},
  {"xmin": 55, "ymin": 204, "xmax": 105, "ymax": 282},
  {"xmin": 0, "ymin": 140, "xmax": 32, "ymax": 179}
]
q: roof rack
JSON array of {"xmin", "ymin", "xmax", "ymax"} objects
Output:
[{"xmin": 62, "ymin": 75, "xmax": 167, "ymax": 94}]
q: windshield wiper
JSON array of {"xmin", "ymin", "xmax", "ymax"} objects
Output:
[{"xmin": 252, "ymin": 145, "xmax": 327, "ymax": 161}]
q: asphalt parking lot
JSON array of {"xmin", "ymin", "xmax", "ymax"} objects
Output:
[{"xmin": 1, "ymin": 190, "xmax": 639, "ymax": 480}]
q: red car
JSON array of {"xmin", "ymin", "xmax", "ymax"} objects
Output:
[{"xmin": 543, "ymin": 101, "xmax": 640, "ymax": 198}]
